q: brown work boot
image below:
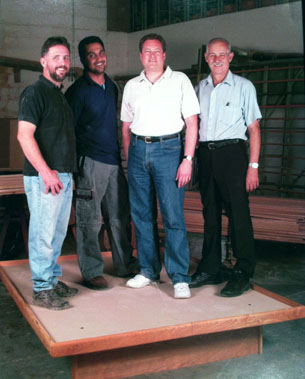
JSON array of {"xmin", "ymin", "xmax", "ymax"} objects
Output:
[
  {"xmin": 33, "ymin": 289, "xmax": 72, "ymax": 310},
  {"xmin": 83, "ymin": 276, "xmax": 109, "ymax": 290}
]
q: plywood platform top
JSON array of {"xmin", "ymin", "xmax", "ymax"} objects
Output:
[{"xmin": 1, "ymin": 253, "xmax": 304, "ymax": 357}]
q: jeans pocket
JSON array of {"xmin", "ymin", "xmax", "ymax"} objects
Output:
[{"xmin": 162, "ymin": 138, "xmax": 181, "ymax": 151}]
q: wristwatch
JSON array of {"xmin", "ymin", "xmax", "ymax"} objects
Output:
[
  {"xmin": 249, "ymin": 162, "xmax": 259, "ymax": 169},
  {"xmin": 183, "ymin": 155, "xmax": 193, "ymax": 162}
]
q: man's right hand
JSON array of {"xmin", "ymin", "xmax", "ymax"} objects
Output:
[{"xmin": 42, "ymin": 170, "xmax": 63, "ymax": 195}]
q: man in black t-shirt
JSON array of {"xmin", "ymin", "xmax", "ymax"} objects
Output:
[{"xmin": 18, "ymin": 36, "xmax": 78, "ymax": 310}]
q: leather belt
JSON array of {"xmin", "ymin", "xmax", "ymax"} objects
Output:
[
  {"xmin": 132, "ymin": 132, "xmax": 180, "ymax": 144},
  {"xmin": 199, "ymin": 139, "xmax": 243, "ymax": 150}
]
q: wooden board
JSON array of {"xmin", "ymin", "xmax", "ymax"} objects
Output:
[
  {"xmin": 0, "ymin": 174, "xmax": 24, "ymax": 195},
  {"xmin": 72, "ymin": 327, "xmax": 262, "ymax": 379},
  {"xmin": 158, "ymin": 191, "xmax": 305, "ymax": 244}
]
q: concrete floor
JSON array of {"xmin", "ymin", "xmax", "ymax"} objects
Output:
[{"xmin": 0, "ymin": 228, "xmax": 304, "ymax": 379}]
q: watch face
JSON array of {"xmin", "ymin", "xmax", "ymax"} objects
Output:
[
  {"xmin": 250, "ymin": 163, "xmax": 259, "ymax": 168},
  {"xmin": 184, "ymin": 155, "xmax": 192, "ymax": 161}
]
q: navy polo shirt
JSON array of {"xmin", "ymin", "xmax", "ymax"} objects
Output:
[{"xmin": 65, "ymin": 72, "xmax": 121, "ymax": 165}]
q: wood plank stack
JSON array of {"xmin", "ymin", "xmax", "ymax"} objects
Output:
[
  {"xmin": 0, "ymin": 174, "xmax": 24, "ymax": 195},
  {"xmin": 157, "ymin": 191, "xmax": 305, "ymax": 245}
]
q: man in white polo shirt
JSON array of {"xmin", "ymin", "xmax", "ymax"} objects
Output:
[{"xmin": 121, "ymin": 33, "xmax": 199, "ymax": 299}]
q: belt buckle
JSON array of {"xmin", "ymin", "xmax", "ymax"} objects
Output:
[
  {"xmin": 208, "ymin": 142, "xmax": 216, "ymax": 150},
  {"xmin": 144, "ymin": 136, "xmax": 152, "ymax": 144}
]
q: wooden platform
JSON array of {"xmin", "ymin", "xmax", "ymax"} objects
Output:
[{"xmin": 1, "ymin": 253, "xmax": 305, "ymax": 378}]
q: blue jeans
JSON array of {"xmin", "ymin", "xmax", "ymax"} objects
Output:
[
  {"xmin": 128, "ymin": 134, "xmax": 190, "ymax": 285},
  {"xmin": 24, "ymin": 173, "xmax": 73, "ymax": 292}
]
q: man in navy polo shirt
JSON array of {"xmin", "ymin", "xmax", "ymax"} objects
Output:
[{"xmin": 65, "ymin": 36, "xmax": 137, "ymax": 290}]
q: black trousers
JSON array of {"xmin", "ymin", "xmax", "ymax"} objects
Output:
[{"xmin": 196, "ymin": 140, "xmax": 255, "ymax": 277}]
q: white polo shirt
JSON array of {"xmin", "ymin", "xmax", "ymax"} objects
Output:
[{"xmin": 120, "ymin": 66, "xmax": 200, "ymax": 136}]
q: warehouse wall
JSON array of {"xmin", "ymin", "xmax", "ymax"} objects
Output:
[
  {"xmin": 0, "ymin": 0, "xmax": 128, "ymax": 118},
  {"xmin": 126, "ymin": 2, "xmax": 303, "ymax": 75},
  {"xmin": 0, "ymin": 0, "xmax": 303, "ymax": 118}
]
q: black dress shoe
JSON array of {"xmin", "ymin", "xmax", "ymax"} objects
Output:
[
  {"xmin": 220, "ymin": 269, "xmax": 251, "ymax": 297},
  {"xmin": 189, "ymin": 271, "xmax": 225, "ymax": 288}
]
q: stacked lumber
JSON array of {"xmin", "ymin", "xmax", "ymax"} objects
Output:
[
  {"xmin": 157, "ymin": 192, "xmax": 305, "ymax": 245},
  {"xmin": 249, "ymin": 196, "xmax": 305, "ymax": 244},
  {"xmin": 0, "ymin": 174, "xmax": 24, "ymax": 195}
]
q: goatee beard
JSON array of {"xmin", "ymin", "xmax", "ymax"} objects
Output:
[{"xmin": 50, "ymin": 70, "xmax": 68, "ymax": 82}]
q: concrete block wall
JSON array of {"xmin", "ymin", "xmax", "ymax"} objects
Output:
[{"xmin": 0, "ymin": 0, "xmax": 128, "ymax": 118}]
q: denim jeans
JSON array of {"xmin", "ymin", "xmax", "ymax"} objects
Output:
[
  {"xmin": 24, "ymin": 173, "xmax": 73, "ymax": 292},
  {"xmin": 128, "ymin": 134, "xmax": 190, "ymax": 285},
  {"xmin": 75, "ymin": 157, "xmax": 136, "ymax": 280}
]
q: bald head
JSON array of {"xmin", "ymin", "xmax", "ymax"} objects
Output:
[{"xmin": 206, "ymin": 38, "xmax": 231, "ymax": 54}]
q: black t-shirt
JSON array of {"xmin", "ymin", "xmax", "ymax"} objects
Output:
[{"xmin": 18, "ymin": 75, "xmax": 77, "ymax": 176}]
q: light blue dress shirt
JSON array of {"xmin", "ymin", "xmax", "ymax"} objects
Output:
[{"xmin": 195, "ymin": 70, "xmax": 262, "ymax": 142}]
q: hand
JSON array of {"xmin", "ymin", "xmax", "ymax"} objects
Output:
[
  {"xmin": 246, "ymin": 167, "xmax": 259, "ymax": 192},
  {"xmin": 176, "ymin": 159, "xmax": 193, "ymax": 188},
  {"xmin": 41, "ymin": 170, "xmax": 63, "ymax": 196}
]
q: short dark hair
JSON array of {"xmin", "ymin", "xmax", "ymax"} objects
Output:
[
  {"xmin": 78, "ymin": 36, "xmax": 105, "ymax": 67},
  {"xmin": 139, "ymin": 34, "xmax": 166, "ymax": 53},
  {"xmin": 41, "ymin": 36, "xmax": 70, "ymax": 57},
  {"xmin": 206, "ymin": 38, "xmax": 231, "ymax": 53}
]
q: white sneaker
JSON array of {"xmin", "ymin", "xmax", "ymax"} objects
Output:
[
  {"xmin": 174, "ymin": 282, "xmax": 191, "ymax": 299},
  {"xmin": 126, "ymin": 274, "xmax": 151, "ymax": 288}
]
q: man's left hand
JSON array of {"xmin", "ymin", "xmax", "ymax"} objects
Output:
[
  {"xmin": 246, "ymin": 167, "xmax": 259, "ymax": 192},
  {"xmin": 176, "ymin": 160, "xmax": 193, "ymax": 188}
]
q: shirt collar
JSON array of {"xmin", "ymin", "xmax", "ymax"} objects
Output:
[
  {"xmin": 84, "ymin": 71, "xmax": 108, "ymax": 88},
  {"xmin": 205, "ymin": 70, "xmax": 234, "ymax": 87},
  {"xmin": 140, "ymin": 66, "xmax": 172, "ymax": 83},
  {"xmin": 39, "ymin": 75, "xmax": 63, "ymax": 90}
]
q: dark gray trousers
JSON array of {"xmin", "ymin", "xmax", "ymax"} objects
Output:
[{"xmin": 75, "ymin": 156, "xmax": 136, "ymax": 280}]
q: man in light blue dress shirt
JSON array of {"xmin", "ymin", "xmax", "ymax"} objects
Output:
[{"xmin": 190, "ymin": 37, "xmax": 262, "ymax": 297}]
